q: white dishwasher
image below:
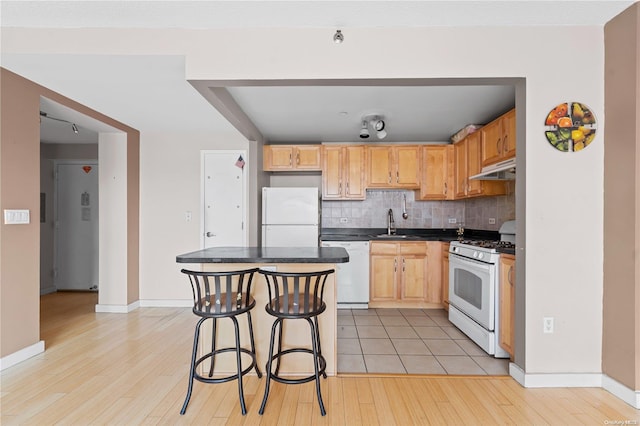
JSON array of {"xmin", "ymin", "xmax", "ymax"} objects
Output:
[{"xmin": 320, "ymin": 240, "xmax": 370, "ymax": 309}]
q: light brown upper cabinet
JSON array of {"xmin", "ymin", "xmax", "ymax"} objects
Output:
[
  {"xmin": 418, "ymin": 145, "xmax": 454, "ymax": 200},
  {"xmin": 321, "ymin": 145, "xmax": 366, "ymax": 200},
  {"xmin": 367, "ymin": 145, "xmax": 421, "ymax": 189},
  {"xmin": 263, "ymin": 145, "xmax": 322, "ymax": 171},
  {"xmin": 454, "ymin": 132, "xmax": 507, "ymax": 199},
  {"xmin": 481, "ymin": 108, "xmax": 516, "ymax": 167}
]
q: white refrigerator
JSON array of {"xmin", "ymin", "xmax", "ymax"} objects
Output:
[{"xmin": 262, "ymin": 187, "xmax": 320, "ymax": 247}]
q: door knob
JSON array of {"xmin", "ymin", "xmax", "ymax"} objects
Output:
[{"xmin": 206, "ymin": 232, "xmax": 216, "ymax": 237}]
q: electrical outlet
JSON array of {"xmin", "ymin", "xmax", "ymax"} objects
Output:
[
  {"xmin": 339, "ymin": 217, "xmax": 348, "ymax": 223},
  {"xmin": 185, "ymin": 211, "xmax": 192, "ymax": 222},
  {"xmin": 543, "ymin": 317, "xmax": 554, "ymax": 333},
  {"xmin": 488, "ymin": 218, "xmax": 496, "ymax": 225},
  {"xmin": 448, "ymin": 218, "xmax": 457, "ymax": 224}
]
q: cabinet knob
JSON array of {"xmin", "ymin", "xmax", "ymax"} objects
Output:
[{"xmin": 496, "ymin": 138, "xmax": 502, "ymax": 154}]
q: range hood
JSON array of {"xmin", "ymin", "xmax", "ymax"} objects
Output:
[{"xmin": 469, "ymin": 158, "xmax": 516, "ymax": 180}]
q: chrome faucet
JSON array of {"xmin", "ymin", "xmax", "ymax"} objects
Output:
[{"xmin": 387, "ymin": 209, "xmax": 396, "ymax": 235}]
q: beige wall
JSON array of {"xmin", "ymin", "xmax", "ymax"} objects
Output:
[
  {"xmin": 0, "ymin": 68, "xmax": 139, "ymax": 358},
  {"xmin": 603, "ymin": 3, "xmax": 640, "ymax": 391}
]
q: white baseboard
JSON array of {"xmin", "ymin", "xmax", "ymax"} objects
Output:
[
  {"xmin": 510, "ymin": 365, "xmax": 640, "ymax": 409},
  {"xmin": 40, "ymin": 286, "xmax": 57, "ymax": 295},
  {"xmin": 95, "ymin": 300, "xmax": 140, "ymax": 313},
  {"xmin": 509, "ymin": 363, "xmax": 601, "ymax": 387},
  {"xmin": 0, "ymin": 341, "xmax": 45, "ymax": 371},
  {"xmin": 139, "ymin": 299, "xmax": 192, "ymax": 308},
  {"xmin": 602, "ymin": 374, "xmax": 640, "ymax": 409}
]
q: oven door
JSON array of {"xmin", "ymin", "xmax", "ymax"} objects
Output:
[{"xmin": 448, "ymin": 253, "xmax": 495, "ymax": 330}]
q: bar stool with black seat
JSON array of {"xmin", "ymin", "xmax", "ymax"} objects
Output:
[
  {"xmin": 258, "ymin": 268, "xmax": 335, "ymax": 416},
  {"xmin": 180, "ymin": 267, "xmax": 262, "ymax": 416}
]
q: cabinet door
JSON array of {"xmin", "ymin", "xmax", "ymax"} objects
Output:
[
  {"xmin": 264, "ymin": 145, "xmax": 294, "ymax": 170},
  {"xmin": 344, "ymin": 146, "xmax": 366, "ymax": 199},
  {"xmin": 400, "ymin": 255, "xmax": 427, "ymax": 301},
  {"xmin": 367, "ymin": 147, "xmax": 393, "ymax": 187},
  {"xmin": 466, "ymin": 132, "xmax": 483, "ymax": 196},
  {"xmin": 502, "ymin": 109, "xmax": 516, "ymax": 159},
  {"xmin": 321, "ymin": 146, "xmax": 343, "ymax": 199},
  {"xmin": 370, "ymin": 254, "xmax": 397, "ymax": 301},
  {"xmin": 295, "ymin": 145, "xmax": 322, "ymax": 170},
  {"xmin": 419, "ymin": 145, "xmax": 452, "ymax": 200},
  {"xmin": 395, "ymin": 146, "xmax": 421, "ymax": 188},
  {"xmin": 481, "ymin": 118, "xmax": 503, "ymax": 167},
  {"xmin": 442, "ymin": 246, "xmax": 450, "ymax": 310},
  {"xmin": 499, "ymin": 254, "xmax": 515, "ymax": 358},
  {"xmin": 454, "ymin": 139, "xmax": 467, "ymax": 198}
]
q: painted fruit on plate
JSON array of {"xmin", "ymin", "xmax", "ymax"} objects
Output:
[{"xmin": 544, "ymin": 102, "xmax": 596, "ymax": 152}]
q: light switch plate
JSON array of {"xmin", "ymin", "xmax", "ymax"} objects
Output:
[{"xmin": 4, "ymin": 209, "xmax": 30, "ymax": 224}]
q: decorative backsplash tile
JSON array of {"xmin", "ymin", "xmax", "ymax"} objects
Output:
[{"xmin": 321, "ymin": 184, "xmax": 515, "ymax": 231}]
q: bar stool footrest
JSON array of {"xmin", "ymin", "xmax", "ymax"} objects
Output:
[
  {"xmin": 267, "ymin": 348, "xmax": 326, "ymax": 385},
  {"xmin": 193, "ymin": 347, "xmax": 259, "ymax": 384}
]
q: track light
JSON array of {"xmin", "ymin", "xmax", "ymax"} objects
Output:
[
  {"xmin": 359, "ymin": 121, "xmax": 370, "ymax": 139},
  {"xmin": 373, "ymin": 119, "xmax": 387, "ymax": 139},
  {"xmin": 333, "ymin": 29, "xmax": 344, "ymax": 44},
  {"xmin": 40, "ymin": 111, "xmax": 80, "ymax": 135}
]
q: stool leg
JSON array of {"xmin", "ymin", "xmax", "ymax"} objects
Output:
[
  {"xmin": 180, "ymin": 317, "xmax": 206, "ymax": 415},
  {"xmin": 246, "ymin": 311, "xmax": 262, "ymax": 377},
  {"xmin": 231, "ymin": 316, "xmax": 247, "ymax": 415},
  {"xmin": 307, "ymin": 317, "xmax": 326, "ymax": 416},
  {"xmin": 274, "ymin": 319, "xmax": 284, "ymax": 376},
  {"xmin": 259, "ymin": 318, "xmax": 281, "ymax": 415},
  {"xmin": 208, "ymin": 318, "xmax": 217, "ymax": 377},
  {"xmin": 314, "ymin": 316, "xmax": 327, "ymax": 379}
]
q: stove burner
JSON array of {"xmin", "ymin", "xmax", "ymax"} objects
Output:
[{"xmin": 456, "ymin": 240, "xmax": 515, "ymax": 250}]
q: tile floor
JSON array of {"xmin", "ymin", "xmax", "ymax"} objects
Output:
[{"xmin": 337, "ymin": 308, "xmax": 510, "ymax": 375}]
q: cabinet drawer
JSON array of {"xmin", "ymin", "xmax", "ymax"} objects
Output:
[
  {"xmin": 370, "ymin": 241, "xmax": 397, "ymax": 255},
  {"xmin": 399, "ymin": 242, "xmax": 427, "ymax": 255}
]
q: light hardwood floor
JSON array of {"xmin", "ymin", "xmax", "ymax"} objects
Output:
[{"xmin": 1, "ymin": 292, "xmax": 638, "ymax": 425}]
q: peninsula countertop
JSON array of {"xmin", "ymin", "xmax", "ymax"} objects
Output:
[{"xmin": 176, "ymin": 246, "xmax": 349, "ymax": 264}]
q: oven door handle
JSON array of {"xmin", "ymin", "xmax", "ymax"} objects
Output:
[{"xmin": 449, "ymin": 253, "xmax": 493, "ymax": 270}]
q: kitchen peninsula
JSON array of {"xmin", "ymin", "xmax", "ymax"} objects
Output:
[{"xmin": 176, "ymin": 246, "xmax": 348, "ymax": 376}]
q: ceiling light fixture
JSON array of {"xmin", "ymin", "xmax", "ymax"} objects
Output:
[
  {"xmin": 40, "ymin": 111, "xmax": 80, "ymax": 135},
  {"xmin": 359, "ymin": 120, "xmax": 370, "ymax": 139},
  {"xmin": 333, "ymin": 29, "xmax": 344, "ymax": 44},
  {"xmin": 373, "ymin": 118, "xmax": 387, "ymax": 140},
  {"xmin": 361, "ymin": 115, "xmax": 388, "ymax": 140}
]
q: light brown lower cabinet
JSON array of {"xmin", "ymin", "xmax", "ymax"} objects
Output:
[
  {"xmin": 442, "ymin": 242, "xmax": 450, "ymax": 311},
  {"xmin": 369, "ymin": 241, "xmax": 442, "ymax": 309},
  {"xmin": 499, "ymin": 254, "xmax": 515, "ymax": 359}
]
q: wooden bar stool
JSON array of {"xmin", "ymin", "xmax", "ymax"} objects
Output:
[
  {"xmin": 258, "ymin": 268, "xmax": 335, "ymax": 416},
  {"xmin": 180, "ymin": 267, "xmax": 262, "ymax": 416}
]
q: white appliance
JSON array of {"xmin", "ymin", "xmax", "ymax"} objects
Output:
[
  {"xmin": 448, "ymin": 220, "xmax": 516, "ymax": 358},
  {"xmin": 261, "ymin": 187, "xmax": 320, "ymax": 247},
  {"xmin": 320, "ymin": 241, "xmax": 369, "ymax": 309}
]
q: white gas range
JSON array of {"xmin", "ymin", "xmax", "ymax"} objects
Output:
[{"xmin": 448, "ymin": 221, "xmax": 515, "ymax": 358}]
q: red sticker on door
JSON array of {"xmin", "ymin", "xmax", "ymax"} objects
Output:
[{"xmin": 82, "ymin": 166, "xmax": 92, "ymax": 174}]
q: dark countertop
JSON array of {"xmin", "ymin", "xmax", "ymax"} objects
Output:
[
  {"xmin": 497, "ymin": 247, "xmax": 516, "ymax": 256},
  {"xmin": 176, "ymin": 246, "xmax": 349, "ymax": 264},
  {"xmin": 320, "ymin": 227, "xmax": 499, "ymax": 242}
]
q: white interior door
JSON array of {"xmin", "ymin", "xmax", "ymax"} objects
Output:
[
  {"xmin": 55, "ymin": 162, "xmax": 99, "ymax": 290},
  {"xmin": 202, "ymin": 151, "xmax": 247, "ymax": 248}
]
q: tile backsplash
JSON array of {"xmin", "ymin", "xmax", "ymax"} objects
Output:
[{"xmin": 322, "ymin": 183, "xmax": 514, "ymax": 231}]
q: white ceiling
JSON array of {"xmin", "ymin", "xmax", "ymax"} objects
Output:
[{"xmin": 2, "ymin": 1, "xmax": 635, "ymax": 145}]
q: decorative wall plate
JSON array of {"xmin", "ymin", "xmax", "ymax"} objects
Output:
[{"xmin": 544, "ymin": 102, "xmax": 596, "ymax": 152}]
